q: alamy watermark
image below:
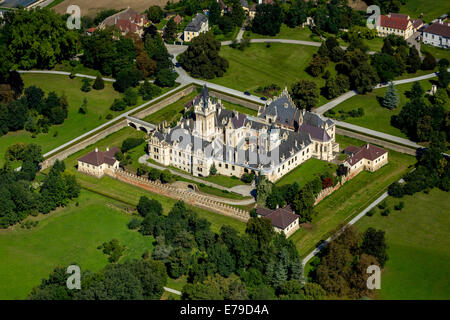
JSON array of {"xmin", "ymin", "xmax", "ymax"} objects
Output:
[
  {"xmin": 366, "ymin": 265, "xmax": 381, "ymax": 290},
  {"xmin": 66, "ymin": 265, "xmax": 81, "ymax": 290},
  {"xmin": 66, "ymin": 5, "xmax": 81, "ymax": 30},
  {"xmin": 366, "ymin": 5, "xmax": 381, "ymax": 30}
]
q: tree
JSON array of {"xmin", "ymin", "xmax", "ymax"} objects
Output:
[
  {"xmin": 136, "ymin": 52, "xmax": 157, "ymax": 78},
  {"xmin": 421, "ymin": 52, "xmax": 436, "ymax": 70},
  {"xmin": 382, "ymin": 82, "xmax": 399, "ymax": 109},
  {"xmin": 407, "ymin": 46, "xmax": 421, "ymax": 73},
  {"xmin": 78, "ymin": 98, "xmax": 88, "ymax": 114},
  {"xmin": 372, "ymin": 53, "xmax": 401, "ymax": 83},
  {"xmin": 123, "ymin": 88, "xmax": 138, "ymax": 106},
  {"xmin": 437, "ymin": 64, "xmax": 450, "ymax": 89},
  {"xmin": 292, "ymin": 186, "xmax": 315, "ymax": 222},
  {"xmin": 146, "ymin": 6, "xmax": 164, "ymax": 23},
  {"xmin": 350, "ymin": 62, "xmax": 379, "ymax": 93},
  {"xmin": 381, "ymin": 38, "xmax": 394, "ymax": 55},
  {"xmin": 144, "ymin": 33, "xmax": 173, "ymax": 72},
  {"xmin": 110, "ymin": 99, "xmax": 127, "ymax": 111},
  {"xmin": 361, "ymin": 228, "xmax": 389, "ymax": 267},
  {"xmin": 251, "ymin": 3, "xmax": 283, "ymax": 36},
  {"xmin": 308, "ymin": 55, "xmax": 329, "ymax": 77},
  {"xmin": 164, "ymin": 18, "xmax": 178, "ymax": 43},
  {"xmin": 178, "ymin": 32, "xmax": 229, "ymax": 79},
  {"xmin": 245, "ymin": 217, "xmax": 275, "ymax": 248},
  {"xmin": 113, "ymin": 69, "xmax": 142, "ymax": 93},
  {"xmin": 209, "ymin": 163, "xmax": 217, "ymax": 175},
  {"xmin": 2, "ymin": 8, "xmax": 78, "ymax": 69},
  {"xmin": 81, "ymin": 78, "xmax": 92, "ymax": 92},
  {"xmin": 139, "ymin": 80, "xmax": 162, "ymax": 100},
  {"xmin": 324, "ymin": 75, "xmax": 350, "ymax": 99},
  {"xmin": 209, "ymin": 1, "xmax": 221, "ymax": 25},
  {"xmin": 230, "ymin": 0, "xmax": 245, "ymax": 27},
  {"xmin": 256, "ymin": 175, "xmax": 272, "ymax": 205},
  {"xmin": 137, "ymin": 196, "xmax": 163, "ymax": 217},
  {"xmin": 290, "ymin": 80, "xmax": 319, "ymax": 110},
  {"xmin": 155, "ymin": 69, "xmax": 177, "ymax": 87},
  {"xmin": 93, "ymin": 75, "xmax": 104, "ymax": 90}
]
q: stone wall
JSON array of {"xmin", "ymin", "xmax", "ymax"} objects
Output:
[
  {"xmin": 132, "ymin": 85, "xmax": 196, "ymax": 119},
  {"xmin": 113, "ymin": 169, "xmax": 250, "ymax": 222},
  {"xmin": 41, "ymin": 120, "xmax": 128, "ymax": 170}
]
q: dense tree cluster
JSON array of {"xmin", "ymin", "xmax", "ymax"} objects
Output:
[
  {"xmin": 28, "ymin": 259, "xmax": 167, "ymax": 300},
  {"xmin": 0, "ymin": 79, "xmax": 69, "ymax": 137},
  {"xmin": 392, "ymin": 81, "xmax": 448, "ymax": 142},
  {"xmin": 309, "ymin": 226, "xmax": 388, "ymax": 299},
  {"xmin": 0, "ymin": 8, "xmax": 78, "ymax": 70},
  {"xmin": 130, "ymin": 198, "xmax": 313, "ymax": 299},
  {"xmin": 178, "ymin": 32, "xmax": 229, "ymax": 79},
  {"xmin": 209, "ymin": 0, "xmax": 245, "ymax": 37},
  {"xmin": 257, "ymin": 169, "xmax": 339, "ymax": 223},
  {"xmin": 251, "ymin": 3, "xmax": 283, "ymax": 36},
  {"xmin": 0, "ymin": 155, "xmax": 80, "ymax": 228}
]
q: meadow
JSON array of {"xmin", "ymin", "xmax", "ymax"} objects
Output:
[
  {"xmin": 291, "ymin": 135, "xmax": 417, "ymax": 257},
  {"xmin": 355, "ymin": 188, "xmax": 450, "ymax": 300}
]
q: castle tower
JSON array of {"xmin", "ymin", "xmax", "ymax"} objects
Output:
[{"xmin": 194, "ymin": 85, "xmax": 217, "ymax": 141}]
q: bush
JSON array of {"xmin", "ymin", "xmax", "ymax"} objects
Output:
[
  {"xmin": 241, "ymin": 172, "xmax": 255, "ymax": 183},
  {"xmin": 113, "ymin": 69, "xmax": 142, "ymax": 93},
  {"xmin": 366, "ymin": 208, "xmax": 376, "ymax": 217},
  {"xmin": 378, "ymin": 200, "xmax": 387, "ymax": 210},
  {"xmin": 81, "ymin": 78, "xmax": 92, "ymax": 92},
  {"xmin": 160, "ymin": 169, "xmax": 174, "ymax": 184},
  {"xmin": 155, "ymin": 68, "xmax": 177, "ymax": 87},
  {"xmin": 93, "ymin": 75, "xmax": 105, "ymax": 90},
  {"xmin": 123, "ymin": 87, "xmax": 138, "ymax": 106},
  {"xmin": 128, "ymin": 218, "xmax": 142, "ymax": 230},
  {"xmin": 110, "ymin": 98, "xmax": 127, "ymax": 111},
  {"xmin": 381, "ymin": 208, "xmax": 390, "ymax": 216},
  {"xmin": 394, "ymin": 201, "xmax": 404, "ymax": 211},
  {"xmin": 105, "ymin": 113, "xmax": 113, "ymax": 120},
  {"xmin": 148, "ymin": 168, "xmax": 161, "ymax": 181}
]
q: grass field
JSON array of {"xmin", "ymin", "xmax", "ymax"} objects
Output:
[
  {"xmin": 400, "ymin": 0, "xmax": 450, "ymax": 22},
  {"xmin": 59, "ymin": 127, "xmax": 246, "ymax": 233},
  {"xmin": 142, "ymin": 91, "xmax": 198, "ymax": 125},
  {"xmin": 221, "ymin": 100, "xmax": 258, "ymax": 117},
  {"xmin": 275, "ymin": 158, "xmax": 337, "ymax": 187},
  {"xmin": 328, "ymin": 78, "xmax": 435, "ymax": 139},
  {"xmin": 355, "ymin": 189, "xmax": 450, "ymax": 300},
  {"xmin": 244, "ymin": 24, "xmax": 321, "ymax": 42},
  {"xmin": 0, "ymin": 74, "xmax": 122, "ymax": 164},
  {"xmin": 210, "ymin": 43, "xmax": 335, "ymax": 106},
  {"xmin": 291, "ymin": 135, "xmax": 416, "ymax": 257},
  {"xmin": 421, "ymin": 44, "xmax": 450, "ymax": 61},
  {"xmin": 0, "ymin": 189, "xmax": 155, "ymax": 300}
]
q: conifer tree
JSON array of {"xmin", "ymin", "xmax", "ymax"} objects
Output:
[
  {"xmin": 93, "ymin": 75, "xmax": 104, "ymax": 90},
  {"xmin": 382, "ymin": 82, "xmax": 399, "ymax": 109}
]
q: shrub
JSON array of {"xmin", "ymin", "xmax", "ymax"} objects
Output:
[
  {"xmin": 123, "ymin": 87, "xmax": 138, "ymax": 106},
  {"xmin": 378, "ymin": 200, "xmax": 387, "ymax": 210},
  {"xmin": 394, "ymin": 201, "xmax": 404, "ymax": 211},
  {"xmin": 148, "ymin": 168, "xmax": 161, "ymax": 181},
  {"xmin": 381, "ymin": 208, "xmax": 390, "ymax": 216},
  {"xmin": 121, "ymin": 137, "xmax": 144, "ymax": 153},
  {"xmin": 366, "ymin": 208, "xmax": 376, "ymax": 217},
  {"xmin": 160, "ymin": 169, "xmax": 174, "ymax": 184},
  {"xmin": 110, "ymin": 98, "xmax": 127, "ymax": 111},
  {"xmin": 388, "ymin": 182, "xmax": 404, "ymax": 198},
  {"xmin": 128, "ymin": 218, "xmax": 142, "ymax": 230},
  {"xmin": 81, "ymin": 78, "xmax": 92, "ymax": 92},
  {"xmin": 93, "ymin": 75, "xmax": 105, "ymax": 90},
  {"xmin": 105, "ymin": 113, "xmax": 113, "ymax": 120},
  {"xmin": 241, "ymin": 172, "xmax": 255, "ymax": 183}
]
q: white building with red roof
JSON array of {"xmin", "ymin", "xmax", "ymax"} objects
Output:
[
  {"xmin": 77, "ymin": 147, "xmax": 120, "ymax": 178},
  {"xmin": 376, "ymin": 13, "xmax": 422, "ymax": 39},
  {"xmin": 423, "ymin": 21, "xmax": 450, "ymax": 48},
  {"xmin": 343, "ymin": 144, "xmax": 388, "ymax": 174},
  {"xmin": 255, "ymin": 205, "xmax": 300, "ymax": 237}
]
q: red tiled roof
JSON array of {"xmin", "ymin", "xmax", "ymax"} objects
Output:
[
  {"xmin": 256, "ymin": 205, "xmax": 299, "ymax": 230},
  {"xmin": 116, "ymin": 19, "xmax": 142, "ymax": 34},
  {"xmin": 424, "ymin": 22, "xmax": 450, "ymax": 38},
  {"xmin": 345, "ymin": 144, "xmax": 387, "ymax": 166},
  {"xmin": 87, "ymin": 27, "xmax": 96, "ymax": 33},
  {"xmin": 174, "ymin": 15, "xmax": 183, "ymax": 24},
  {"xmin": 379, "ymin": 14, "xmax": 410, "ymax": 30},
  {"xmin": 412, "ymin": 19, "xmax": 423, "ymax": 29},
  {"xmin": 78, "ymin": 147, "xmax": 119, "ymax": 166}
]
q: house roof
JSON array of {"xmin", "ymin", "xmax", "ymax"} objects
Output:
[
  {"xmin": 78, "ymin": 147, "xmax": 119, "ymax": 166},
  {"xmin": 299, "ymin": 123, "xmax": 330, "ymax": 142},
  {"xmin": 412, "ymin": 19, "xmax": 423, "ymax": 29},
  {"xmin": 423, "ymin": 22, "xmax": 450, "ymax": 38},
  {"xmin": 345, "ymin": 144, "xmax": 387, "ymax": 166},
  {"xmin": 240, "ymin": 0, "xmax": 249, "ymax": 8},
  {"xmin": 173, "ymin": 15, "xmax": 183, "ymax": 24},
  {"xmin": 185, "ymin": 13, "xmax": 208, "ymax": 32},
  {"xmin": 101, "ymin": 7, "xmax": 146, "ymax": 27},
  {"xmin": 379, "ymin": 14, "xmax": 410, "ymax": 30},
  {"xmin": 256, "ymin": 205, "xmax": 299, "ymax": 230}
]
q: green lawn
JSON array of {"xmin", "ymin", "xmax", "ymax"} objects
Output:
[
  {"xmin": 221, "ymin": 100, "xmax": 258, "ymax": 116},
  {"xmin": 275, "ymin": 158, "xmax": 337, "ymax": 187},
  {"xmin": 401, "ymin": 0, "xmax": 450, "ymax": 22},
  {"xmin": 421, "ymin": 44, "xmax": 450, "ymax": 61},
  {"xmin": 291, "ymin": 135, "xmax": 417, "ymax": 257},
  {"xmin": 355, "ymin": 189, "xmax": 450, "ymax": 300},
  {"xmin": 244, "ymin": 24, "xmax": 321, "ymax": 42},
  {"xmin": 142, "ymin": 91, "xmax": 198, "ymax": 125},
  {"xmin": 328, "ymin": 78, "xmax": 435, "ymax": 139},
  {"xmin": 0, "ymin": 189, "xmax": 155, "ymax": 300},
  {"xmin": 210, "ymin": 43, "xmax": 335, "ymax": 106},
  {"xmin": 59, "ymin": 127, "xmax": 246, "ymax": 233}
]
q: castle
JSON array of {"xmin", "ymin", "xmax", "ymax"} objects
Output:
[{"xmin": 147, "ymin": 86, "xmax": 339, "ymax": 182}]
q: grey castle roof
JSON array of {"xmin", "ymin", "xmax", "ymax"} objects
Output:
[
  {"xmin": 151, "ymin": 86, "xmax": 314, "ymax": 172},
  {"xmin": 185, "ymin": 13, "xmax": 208, "ymax": 32}
]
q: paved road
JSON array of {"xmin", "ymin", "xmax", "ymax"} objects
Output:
[
  {"xmin": 139, "ymin": 155, "xmax": 255, "ymax": 201},
  {"xmin": 164, "ymin": 287, "xmax": 181, "ymax": 295},
  {"xmin": 302, "ymin": 177, "xmax": 404, "ymax": 266},
  {"xmin": 313, "ymin": 69, "xmax": 447, "ymax": 115},
  {"xmin": 18, "ymin": 70, "xmax": 116, "ymax": 82},
  {"xmin": 336, "ymin": 128, "xmax": 417, "ymax": 156},
  {"xmin": 41, "ymin": 83, "xmax": 188, "ymax": 158},
  {"xmin": 336, "ymin": 121, "xmax": 422, "ymax": 149}
]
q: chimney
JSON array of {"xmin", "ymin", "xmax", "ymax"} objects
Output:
[{"xmin": 95, "ymin": 147, "xmax": 98, "ymax": 152}]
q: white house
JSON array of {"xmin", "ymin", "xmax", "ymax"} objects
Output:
[
  {"xmin": 422, "ymin": 21, "xmax": 450, "ymax": 48},
  {"xmin": 77, "ymin": 147, "xmax": 120, "ymax": 178},
  {"xmin": 184, "ymin": 13, "xmax": 209, "ymax": 42}
]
